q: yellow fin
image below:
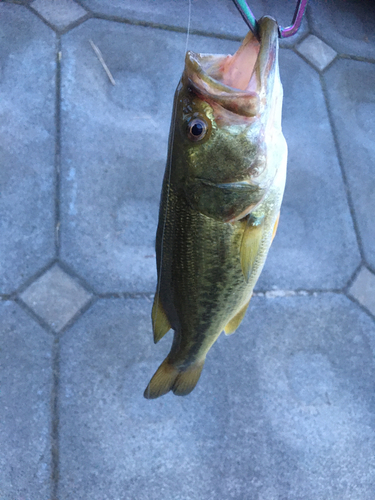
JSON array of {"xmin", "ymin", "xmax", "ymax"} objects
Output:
[
  {"xmin": 173, "ymin": 359, "xmax": 205, "ymax": 396},
  {"xmin": 224, "ymin": 298, "xmax": 251, "ymax": 335},
  {"xmin": 151, "ymin": 293, "xmax": 171, "ymax": 343},
  {"xmin": 240, "ymin": 217, "xmax": 264, "ymax": 282},
  {"xmin": 144, "ymin": 358, "xmax": 178, "ymax": 399},
  {"xmin": 143, "ymin": 358, "xmax": 205, "ymax": 399},
  {"xmin": 272, "ymin": 212, "xmax": 280, "ymax": 242}
]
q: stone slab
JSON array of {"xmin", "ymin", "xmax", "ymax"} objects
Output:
[
  {"xmin": 78, "ymin": 0, "xmax": 308, "ymax": 46},
  {"xmin": 296, "ymin": 33, "xmax": 337, "ymax": 71},
  {"xmin": 31, "ymin": 0, "xmax": 88, "ymax": 31},
  {"xmin": 256, "ymin": 49, "xmax": 360, "ymax": 291},
  {"xmin": 20, "ymin": 264, "xmax": 92, "ymax": 332},
  {"xmin": 309, "ymin": 0, "xmax": 375, "ymax": 60},
  {"xmin": 0, "ymin": 4, "xmax": 56, "ymax": 295},
  {"xmin": 324, "ymin": 58, "xmax": 375, "ymax": 270},
  {"xmin": 0, "ymin": 301, "xmax": 53, "ymax": 499},
  {"xmin": 58, "ymin": 294, "xmax": 375, "ymax": 499},
  {"xmin": 349, "ymin": 266, "xmax": 375, "ymax": 317}
]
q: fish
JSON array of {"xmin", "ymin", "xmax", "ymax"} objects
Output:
[{"xmin": 144, "ymin": 16, "xmax": 287, "ymax": 399}]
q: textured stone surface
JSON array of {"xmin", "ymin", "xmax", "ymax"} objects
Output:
[
  {"xmin": 324, "ymin": 58, "xmax": 375, "ymax": 270},
  {"xmin": 256, "ymin": 50, "xmax": 360, "ymax": 291},
  {"xmin": 31, "ymin": 0, "xmax": 88, "ymax": 30},
  {"xmin": 0, "ymin": 4, "xmax": 55, "ymax": 295},
  {"xmin": 309, "ymin": 0, "xmax": 375, "ymax": 60},
  {"xmin": 78, "ymin": 0, "xmax": 308, "ymax": 46},
  {"xmin": 0, "ymin": 302, "xmax": 53, "ymax": 499},
  {"xmin": 349, "ymin": 267, "xmax": 375, "ymax": 317},
  {"xmin": 296, "ymin": 34, "xmax": 337, "ymax": 71},
  {"xmin": 58, "ymin": 295, "xmax": 375, "ymax": 499},
  {"xmin": 20, "ymin": 264, "xmax": 92, "ymax": 332},
  {"xmin": 1, "ymin": 0, "xmax": 375, "ymax": 497}
]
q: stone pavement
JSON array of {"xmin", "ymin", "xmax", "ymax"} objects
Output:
[{"xmin": 0, "ymin": 0, "xmax": 374, "ymax": 498}]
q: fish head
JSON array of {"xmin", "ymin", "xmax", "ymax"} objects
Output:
[{"xmin": 170, "ymin": 16, "xmax": 287, "ymax": 222}]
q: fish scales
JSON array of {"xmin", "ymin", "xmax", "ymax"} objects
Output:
[{"xmin": 144, "ymin": 17, "xmax": 287, "ymax": 399}]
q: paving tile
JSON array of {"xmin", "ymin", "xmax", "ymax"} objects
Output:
[
  {"xmin": 349, "ymin": 266, "xmax": 375, "ymax": 317},
  {"xmin": 30, "ymin": 0, "xmax": 88, "ymax": 31},
  {"xmin": 324, "ymin": 58, "xmax": 375, "ymax": 270},
  {"xmin": 0, "ymin": 4, "xmax": 56, "ymax": 295},
  {"xmin": 20, "ymin": 264, "xmax": 92, "ymax": 332},
  {"xmin": 78, "ymin": 0, "xmax": 308, "ymax": 46},
  {"xmin": 296, "ymin": 33, "xmax": 337, "ymax": 71},
  {"xmin": 257, "ymin": 49, "xmax": 360, "ymax": 291},
  {"xmin": 0, "ymin": 301, "xmax": 53, "ymax": 499},
  {"xmin": 309, "ymin": 0, "xmax": 375, "ymax": 60},
  {"xmin": 58, "ymin": 295, "xmax": 375, "ymax": 499}
]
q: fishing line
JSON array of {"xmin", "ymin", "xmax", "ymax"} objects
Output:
[
  {"xmin": 153, "ymin": 0, "xmax": 192, "ymax": 342},
  {"xmin": 184, "ymin": 0, "xmax": 192, "ymax": 55}
]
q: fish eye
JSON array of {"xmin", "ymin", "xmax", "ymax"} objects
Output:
[{"xmin": 188, "ymin": 118, "xmax": 208, "ymax": 142}]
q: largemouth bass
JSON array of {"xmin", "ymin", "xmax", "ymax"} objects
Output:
[{"xmin": 144, "ymin": 17, "xmax": 287, "ymax": 399}]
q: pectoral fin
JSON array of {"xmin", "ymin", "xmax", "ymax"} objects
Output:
[
  {"xmin": 224, "ymin": 298, "xmax": 251, "ymax": 335},
  {"xmin": 151, "ymin": 293, "xmax": 171, "ymax": 343},
  {"xmin": 272, "ymin": 212, "xmax": 280, "ymax": 242},
  {"xmin": 240, "ymin": 216, "xmax": 264, "ymax": 282}
]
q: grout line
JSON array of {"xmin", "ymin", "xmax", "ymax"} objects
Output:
[
  {"xmin": 50, "ymin": 337, "xmax": 60, "ymax": 500},
  {"xmin": 291, "ymin": 46, "xmax": 322, "ymax": 73},
  {"xmin": 345, "ymin": 293, "xmax": 375, "ymax": 323},
  {"xmin": 252, "ymin": 288, "xmax": 343, "ymax": 297},
  {"xmin": 89, "ymin": 13, "xmax": 245, "ymax": 41},
  {"xmin": 15, "ymin": 297, "xmax": 56, "ymax": 336},
  {"xmin": 57, "ymin": 295, "xmax": 98, "ymax": 337},
  {"xmin": 55, "ymin": 36, "xmax": 62, "ymax": 257},
  {"xmin": 0, "ymin": 295, "xmax": 14, "ymax": 301},
  {"xmin": 98, "ymin": 292, "xmax": 155, "ymax": 300},
  {"xmin": 57, "ymin": 260, "xmax": 98, "ymax": 295},
  {"xmin": 12, "ymin": 258, "xmax": 58, "ymax": 297},
  {"xmin": 319, "ymin": 73, "xmax": 366, "ymax": 262},
  {"xmin": 342, "ymin": 263, "xmax": 363, "ymax": 293},
  {"xmin": 2, "ymin": 0, "xmax": 29, "ymax": 4},
  {"xmin": 304, "ymin": 2, "xmax": 314, "ymax": 35},
  {"xmin": 57, "ymin": 12, "xmax": 93, "ymax": 36},
  {"xmin": 97, "ymin": 289, "xmax": 344, "ymax": 300},
  {"xmin": 26, "ymin": 3, "xmax": 60, "ymax": 33},
  {"xmin": 338, "ymin": 53, "xmax": 375, "ymax": 65}
]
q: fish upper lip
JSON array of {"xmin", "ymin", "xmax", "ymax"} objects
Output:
[{"xmin": 183, "ymin": 17, "xmax": 279, "ymax": 118}]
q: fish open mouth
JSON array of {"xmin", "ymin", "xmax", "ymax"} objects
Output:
[
  {"xmin": 183, "ymin": 16, "xmax": 279, "ymax": 119},
  {"xmin": 204, "ymin": 31, "xmax": 260, "ymax": 93}
]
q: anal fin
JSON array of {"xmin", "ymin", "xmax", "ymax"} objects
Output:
[
  {"xmin": 151, "ymin": 293, "xmax": 171, "ymax": 343},
  {"xmin": 224, "ymin": 298, "xmax": 251, "ymax": 335}
]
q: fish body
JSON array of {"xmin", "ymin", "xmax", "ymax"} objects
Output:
[{"xmin": 144, "ymin": 17, "xmax": 287, "ymax": 399}]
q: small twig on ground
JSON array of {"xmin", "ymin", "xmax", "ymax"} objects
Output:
[{"xmin": 89, "ymin": 39, "xmax": 116, "ymax": 86}]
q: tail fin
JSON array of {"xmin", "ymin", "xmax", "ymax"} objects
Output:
[{"xmin": 144, "ymin": 357, "xmax": 205, "ymax": 399}]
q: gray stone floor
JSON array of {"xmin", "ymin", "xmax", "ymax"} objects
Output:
[{"xmin": 0, "ymin": 0, "xmax": 375, "ymax": 499}]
